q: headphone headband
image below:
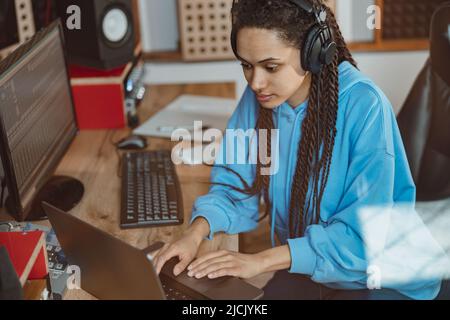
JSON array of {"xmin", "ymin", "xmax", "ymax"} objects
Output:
[
  {"xmin": 289, "ymin": 0, "xmax": 337, "ymax": 74},
  {"xmin": 288, "ymin": 0, "xmax": 314, "ymax": 14}
]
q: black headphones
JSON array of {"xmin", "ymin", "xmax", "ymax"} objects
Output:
[{"xmin": 230, "ymin": 0, "xmax": 337, "ymax": 75}]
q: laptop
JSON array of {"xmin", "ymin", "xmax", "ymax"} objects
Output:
[{"xmin": 42, "ymin": 202, "xmax": 264, "ymax": 300}]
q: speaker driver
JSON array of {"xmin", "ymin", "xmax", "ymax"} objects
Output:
[
  {"xmin": 102, "ymin": 7, "xmax": 130, "ymax": 44},
  {"xmin": 56, "ymin": 0, "xmax": 135, "ymax": 70}
]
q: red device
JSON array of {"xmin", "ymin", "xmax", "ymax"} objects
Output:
[
  {"xmin": 0, "ymin": 231, "xmax": 48, "ymax": 286},
  {"xmin": 69, "ymin": 62, "xmax": 133, "ymax": 129}
]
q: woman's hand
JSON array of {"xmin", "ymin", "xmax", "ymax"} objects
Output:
[
  {"xmin": 151, "ymin": 217, "xmax": 210, "ymax": 276},
  {"xmin": 151, "ymin": 232, "xmax": 202, "ymax": 276},
  {"xmin": 186, "ymin": 250, "xmax": 264, "ymax": 279}
]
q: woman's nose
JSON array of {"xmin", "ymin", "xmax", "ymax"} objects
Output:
[{"xmin": 249, "ymin": 70, "xmax": 267, "ymax": 92}]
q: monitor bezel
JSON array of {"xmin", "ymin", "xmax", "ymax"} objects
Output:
[{"xmin": 0, "ymin": 19, "xmax": 79, "ymax": 221}]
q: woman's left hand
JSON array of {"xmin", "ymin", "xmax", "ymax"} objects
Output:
[{"xmin": 187, "ymin": 250, "xmax": 263, "ymax": 279}]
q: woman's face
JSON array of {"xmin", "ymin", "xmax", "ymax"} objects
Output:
[{"xmin": 236, "ymin": 27, "xmax": 310, "ymax": 109}]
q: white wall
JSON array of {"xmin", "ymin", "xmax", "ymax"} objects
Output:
[
  {"xmin": 337, "ymin": 0, "xmax": 376, "ymax": 43},
  {"xmin": 144, "ymin": 52, "xmax": 429, "ymax": 114},
  {"xmin": 140, "ymin": 0, "xmax": 430, "ymax": 114},
  {"xmin": 353, "ymin": 51, "xmax": 429, "ymax": 113},
  {"xmin": 138, "ymin": 0, "xmax": 179, "ymax": 52},
  {"xmin": 144, "ymin": 60, "xmax": 247, "ymax": 99}
]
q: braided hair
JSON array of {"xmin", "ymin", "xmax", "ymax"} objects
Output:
[{"xmin": 214, "ymin": 0, "xmax": 357, "ymax": 238}]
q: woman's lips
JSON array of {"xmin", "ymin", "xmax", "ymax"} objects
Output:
[{"xmin": 256, "ymin": 94, "xmax": 274, "ymax": 103}]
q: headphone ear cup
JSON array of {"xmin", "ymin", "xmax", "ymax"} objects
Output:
[
  {"xmin": 322, "ymin": 40, "xmax": 337, "ymax": 66},
  {"xmin": 302, "ymin": 24, "xmax": 323, "ymax": 74}
]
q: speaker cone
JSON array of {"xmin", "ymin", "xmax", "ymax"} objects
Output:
[{"xmin": 102, "ymin": 7, "xmax": 130, "ymax": 44}]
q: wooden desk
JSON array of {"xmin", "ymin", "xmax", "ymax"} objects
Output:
[
  {"xmin": 60, "ymin": 83, "xmax": 240, "ymax": 299},
  {"xmin": 0, "ymin": 83, "xmax": 273, "ymax": 299}
]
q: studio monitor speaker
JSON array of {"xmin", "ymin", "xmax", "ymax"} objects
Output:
[{"xmin": 56, "ymin": 0, "xmax": 135, "ymax": 70}]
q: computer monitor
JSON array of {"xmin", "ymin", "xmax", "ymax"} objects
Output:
[{"xmin": 0, "ymin": 20, "xmax": 84, "ymax": 221}]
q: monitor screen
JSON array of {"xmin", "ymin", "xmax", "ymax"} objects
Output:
[{"xmin": 0, "ymin": 20, "xmax": 78, "ymax": 220}]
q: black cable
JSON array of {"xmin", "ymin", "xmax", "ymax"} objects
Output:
[
  {"xmin": 0, "ymin": 222, "xmax": 14, "ymax": 231},
  {"xmin": 109, "ymin": 130, "xmax": 124, "ymax": 178}
]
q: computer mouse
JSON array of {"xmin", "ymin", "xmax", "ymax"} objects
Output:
[{"xmin": 116, "ymin": 135, "xmax": 148, "ymax": 150}]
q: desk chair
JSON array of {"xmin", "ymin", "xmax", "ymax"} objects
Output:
[
  {"xmin": 397, "ymin": 2, "xmax": 450, "ymax": 201},
  {"xmin": 397, "ymin": 3, "xmax": 450, "ymax": 300}
]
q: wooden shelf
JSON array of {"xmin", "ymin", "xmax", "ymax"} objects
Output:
[
  {"xmin": 142, "ymin": 50, "xmax": 184, "ymax": 62},
  {"xmin": 142, "ymin": 50, "xmax": 235, "ymax": 63},
  {"xmin": 348, "ymin": 39, "xmax": 430, "ymax": 52},
  {"xmin": 141, "ymin": 37, "xmax": 429, "ymax": 64},
  {"xmin": 141, "ymin": 0, "xmax": 435, "ymax": 61}
]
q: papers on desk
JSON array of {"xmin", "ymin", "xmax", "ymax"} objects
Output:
[{"xmin": 133, "ymin": 95, "xmax": 237, "ymax": 142}]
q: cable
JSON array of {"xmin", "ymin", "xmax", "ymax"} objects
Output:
[
  {"xmin": 109, "ymin": 130, "xmax": 125, "ymax": 178},
  {"xmin": 0, "ymin": 222, "xmax": 14, "ymax": 231}
]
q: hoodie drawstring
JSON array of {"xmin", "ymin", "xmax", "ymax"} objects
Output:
[
  {"xmin": 270, "ymin": 109, "xmax": 281, "ymax": 247},
  {"xmin": 270, "ymin": 104, "xmax": 306, "ymax": 247}
]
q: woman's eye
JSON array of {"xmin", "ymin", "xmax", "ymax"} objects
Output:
[
  {"xmin": 266, "ymin": 65, "xmax": 279, "ymax": 72},
  {"xmin": 240, "ymin": 63, "xmax": 252, "ymax": 70}
]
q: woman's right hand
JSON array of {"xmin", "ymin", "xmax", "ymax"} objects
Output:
[
  {"xmin": 152, "ymin": 217, "xmax": 210, "ymax": 276},
  {"xmin": 152, "ymin": 233, "xmax": 201, "ymax": 276}
]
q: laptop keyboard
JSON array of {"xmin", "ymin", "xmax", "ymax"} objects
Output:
[{"xmin": 162, "ymin": 283, "xmax": 192, "ymax": 300}]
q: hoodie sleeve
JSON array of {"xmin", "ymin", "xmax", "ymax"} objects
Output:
[
  {"xmin": 287, "ymin": 83, "xmax": 443, "ymax": 299},
  {"xmin": 190, "ymin": 86, "xmax": 261, "ymax": 240}
]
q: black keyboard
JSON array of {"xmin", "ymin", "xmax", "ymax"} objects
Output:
[{"xmin": 120, "ymin": 150, "xmax": 183, "ymax": 229}]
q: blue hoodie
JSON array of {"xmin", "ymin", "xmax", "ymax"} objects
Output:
[{"xmin": 190, "ymin": 61, "xmax": 443, "ymax": 300}]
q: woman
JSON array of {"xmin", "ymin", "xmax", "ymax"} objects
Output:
[{"xmin": 153, "ymin": 0, "xmax": 445, "ymax": 300}]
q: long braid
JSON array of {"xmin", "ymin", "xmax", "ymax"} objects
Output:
[
  {"xmin": 257, "ymin": 108, "xmax": 274, "ymax": 221},
  {"xmin": 231, "ymin": 107, "xmax": 273, "ymax": 221},
  {"xmin": 290, "ymin": 71, "xmax": 321, "ymax": 237},
  {"xmin": 318, "ymin": 57, "xmax": 339, "ymax": 212}
]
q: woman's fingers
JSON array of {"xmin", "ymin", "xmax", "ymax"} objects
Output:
[
  {"xmin": 188, "ymin": 255, "xmax": 233, "ymax": 277},
  {"xmin": 188, "ymin": 250, "xmax": 231, "ymax": 271},
  {"xmin": 151, "ymin": 243, "xmax": 168, "ymax": 269},
  {"xmin": 173, "ymin": 258, "xmax": 191, "ymax": 276},
  {"xmin": 207, "ymin": 268, "xmax": 239, "ymax": 279},
  {"xmin": 153, "ymin": 244, "xmax": 175, "ymax": 275},
  {"xmin": 190, "ymin": 261, "xmax": 237, "ymax": 279}
]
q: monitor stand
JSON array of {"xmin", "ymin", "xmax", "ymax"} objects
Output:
[{"xmin": 25, "ymin": 176, "xmax": 84, "ymax": 221}]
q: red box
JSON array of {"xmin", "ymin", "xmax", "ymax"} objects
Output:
[{"xmin": 69, "ymin": 63, "xmax": 133, "ymax": 129}]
